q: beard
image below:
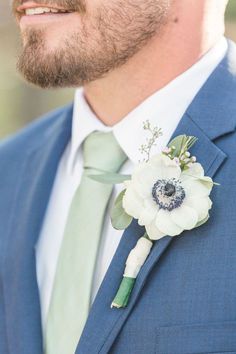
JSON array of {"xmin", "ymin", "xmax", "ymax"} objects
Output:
[{"xmin": 16, "ymin": 0, "xmax": 170, "ymax": 88}]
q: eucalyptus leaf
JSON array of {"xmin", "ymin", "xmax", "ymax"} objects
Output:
[
  {"xmin": 111, "ymin": 190, "xmax": 133, "ymax": 230},
  {"xmin": 88, "ymin": 173, "xmax": 131, "ymax": 184}
]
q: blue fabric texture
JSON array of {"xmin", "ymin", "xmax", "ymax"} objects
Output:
[{"xmin": 1, "ymin": 40, "xmax": 236, "ymax": 354}]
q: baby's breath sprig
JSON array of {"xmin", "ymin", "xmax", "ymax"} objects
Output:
[{"xmin": 139, "ymin": 120, "xmax": 163, "ymax": 162}]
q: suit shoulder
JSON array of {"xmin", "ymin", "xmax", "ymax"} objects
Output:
[{"xmin": 0, "ymin": 103, "xmax": 72, "ymax": 160}]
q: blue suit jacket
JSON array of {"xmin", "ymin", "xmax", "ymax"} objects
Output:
[{"xmin": 1, "ymin": 40, "xmax": 236, "ymax": 354}]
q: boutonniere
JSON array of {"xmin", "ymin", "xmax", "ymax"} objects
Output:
[{"xmin": 90, "ymin": 121, "xmax": 216, "ymax": 309}]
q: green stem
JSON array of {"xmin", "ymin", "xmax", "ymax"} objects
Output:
[
  {"xmin": 111, "ymin": 277, "xmax": 136, "ymax": 308},
  {"xmin": 111, "ymin": 231, "xmax": 152, "ymax": 309}
]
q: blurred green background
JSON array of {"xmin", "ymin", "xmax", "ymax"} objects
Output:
[{"xmin": 1, "ymin": 1, "xmax": 236, "ymax": 139}]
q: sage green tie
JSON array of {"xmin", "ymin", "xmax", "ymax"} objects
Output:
[{"xmin": 45, "ymin": 131, "xmax": 127, "ymax": 354}]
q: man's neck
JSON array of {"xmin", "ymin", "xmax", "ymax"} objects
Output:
[{"xmin": 83, "ymin": 2, "xmax": 225, "ymax": 126}]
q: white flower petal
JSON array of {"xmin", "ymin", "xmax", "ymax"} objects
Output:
[
  {"xmin": 184, "ymin": 195, "xmax": 212, "ymax": 221},
  {"xmin": 123, "ymin": 185, "xmax": 144, "ymax": 219},
  {"xmin": 138, "ymin": 199, "xmax": 158, "ymax": 226},
  {"xmin": 133, "ymin": 160, "xmax": 159, "ymax": 181},
  {"xmin": 144, "ymin": 197, "xmax": 158, "ymax": 210},
  {"xmin": 150, "ymin": 154, "xmax": 181, "ymax": 179},
  {"xmin": 161, "ymin": 164, "xmax": 181, "ymax": 180},
  {"xmin": 132, "ymin": 168, "xmax": 158, "ymax": 198},
  {"xmin": 155, "ymin": 209, "xmax": 183, "ymax": 236},
  {"xmin": 132, "ymin": 161, "xmax": 162, "ymax": 198},
  {"xmin": 182, "ymin": 163, "xmax": 204, "ymax": 179},
  {"xmin": 170, "ymin": 204, "xmax": 198, "ymax": 230},
  {"xmin": 197, "ymin": 176, "xmax": 214, "ymax": 190},
  {"xmin": 145, "ymin": 220, "xmax": 165, "ymax": 240},
  {"xmin": 182, "ymin": 179, "xmax": 212, "ymax": 197}
]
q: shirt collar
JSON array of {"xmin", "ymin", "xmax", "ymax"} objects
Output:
[{"xmin": 68, "ymin": 36, "xmax": 227, "ymax": 171}]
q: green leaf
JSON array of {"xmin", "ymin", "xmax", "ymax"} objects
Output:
[
  {"xmin": 168, "ymin": 135, "xmax": 186, "ymax": 157},
  {"xmin": 168, "ymin": 135, "xmax": 198, "ymax": 157},
  {"xmin": 88, "ymin": 173, "xmax": 131, "ymax": 184},
  {"xmin": 195, "ymin": 214, "xmax": 209, "ymax": 228},
  {"xmin": 186, "ymin": 136, "xmax": 198, "ymax": 150},
  {"xmin": 111, "ymin": 190, "xmax": 133, "ymax": 230}
]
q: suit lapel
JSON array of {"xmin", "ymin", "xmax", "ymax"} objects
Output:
[
  {"xmin": 77, "ymin": 40, "xmax": 236, "ymax": 354},
  {"xmin": 3, "ymin": 106, "xmax": 73, "ymax": 354}
]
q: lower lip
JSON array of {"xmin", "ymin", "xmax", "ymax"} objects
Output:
[{"xmin": 20, "ymin": 12, "xmax": 74, "ymax": 26}]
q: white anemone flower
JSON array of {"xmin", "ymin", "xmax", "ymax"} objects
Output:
[{"xmin": 123, "ymin": 154, "xmax": 213, "ymax": 240}]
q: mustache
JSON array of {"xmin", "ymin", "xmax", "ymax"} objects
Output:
[{"xmin": 12, "ymin": 0, "xmax": 86, "ymax": 14}]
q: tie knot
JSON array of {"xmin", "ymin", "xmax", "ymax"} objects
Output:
[{"xmin": 83, "ymin": 131, "xmax": 127, "ymax": 173}]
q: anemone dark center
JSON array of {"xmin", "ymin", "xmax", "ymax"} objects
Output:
[
  {"xmin": 164, "ymin": 183, "xmax": 176, "ymax": 197},
  {"xmin": 152, "ymin": 178, "xmax": 185, "ymax": 211}
]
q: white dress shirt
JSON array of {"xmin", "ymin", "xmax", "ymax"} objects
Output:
[{"xmin": 36, "ymin": 37, "xmax": 227, "ymax": 333}]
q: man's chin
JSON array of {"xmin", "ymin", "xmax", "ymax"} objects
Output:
[
  {"xmin": 17, "ymin": 54, "xmax": 79, "ymax": 89},
  {"xmin": 17, "ymin": 38, "xmax": 107, "ymax": 88},
  {"xmin": 17, "ymin": 29, "xmax": 75, "ymax": 88}
]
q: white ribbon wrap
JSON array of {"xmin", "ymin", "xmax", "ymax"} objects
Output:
[{"xmin": 124, "ymin": 237, "xmax": 153, "ymax": 278}]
